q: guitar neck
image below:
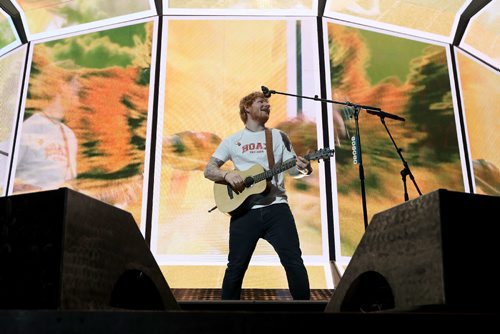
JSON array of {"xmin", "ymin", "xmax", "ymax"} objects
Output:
[
  {"xmin": 248, "ymin": 148, "xmax": 333, "ymax": 184},
  {"xmin": 253, "ymin": 158, "xmax": 300, "ymax": 183}
]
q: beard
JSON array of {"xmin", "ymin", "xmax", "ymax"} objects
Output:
[{"xmin": 251, "ymin": 110, "xmax": 269, "ymax": 124}]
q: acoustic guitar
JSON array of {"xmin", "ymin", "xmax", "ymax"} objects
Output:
[{"xmin": 213, "ymin": 148, "xmax": 334, "ymax": 215}]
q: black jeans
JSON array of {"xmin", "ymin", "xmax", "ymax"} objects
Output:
[{"xmin": 221, "ymin": 203, "xmax": 310, "ymax": 300}]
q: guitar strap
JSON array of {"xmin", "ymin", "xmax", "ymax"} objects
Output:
[
  {"xmin": 265, "ymin": 128, "xmax": 274, "ymax": 168},
  {"xmin": 265, "ymin": 128, "xmax": 277, "ymax": 183}
]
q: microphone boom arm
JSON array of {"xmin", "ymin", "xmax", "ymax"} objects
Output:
[{"xmin": 261, "ymin": 86, "xmax": 403, "ymax": 121}]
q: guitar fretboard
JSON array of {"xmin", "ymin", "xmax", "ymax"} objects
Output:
[
  {"xmin": 253, "ymin": 156, "xmax": 310, "ymax": 183},
  {"xmin": 245, "ymin": 148, "xmax": 332, "ymax": 185}
]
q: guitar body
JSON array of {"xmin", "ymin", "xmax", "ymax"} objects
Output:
[
  {"xmin": 212, "ymin": 148, "xmax": 334, "ymax": 216},
  {"xmin": 213, "ymin": 164, "xmax": 269, "ymax": 215}
]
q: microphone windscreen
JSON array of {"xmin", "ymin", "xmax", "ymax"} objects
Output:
[{"xmin": 261, "ymin": 86, "xmax": 271, "ymax": 98}]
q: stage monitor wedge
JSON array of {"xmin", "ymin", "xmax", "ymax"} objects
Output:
[
  {"xmin": 326, "ymin": 189, "xmax": 498, "ymax": 313},
  {"xmin": 0, "ymin": 187, "xmax": 179, "ymax": 310}
]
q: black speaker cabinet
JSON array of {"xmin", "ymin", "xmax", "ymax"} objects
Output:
[
  {"xmin": 326, "ymin": 189, "xmax": 498, "ymax": 313},
  {"xmin": 0, "ymin": 188, "xmax": 178, "ymax": 310}
]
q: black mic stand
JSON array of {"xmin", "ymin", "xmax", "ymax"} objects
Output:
[
  {"xmin": 379, "ymin": 117, "xmax": 422, "ymax": 201},
  {"xmin": 261, "ymin": 86, "xmax": 402, "ymax": 230},
  {"xmin": 350, "ymin": 104, "xmax": 368, "ymax": 230}
]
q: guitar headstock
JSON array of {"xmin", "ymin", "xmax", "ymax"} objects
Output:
[{"xmin": 305, "ymin": 148, "xmax": 335, "ymax": 161}]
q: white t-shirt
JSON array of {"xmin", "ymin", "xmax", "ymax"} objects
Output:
[
  {"xmin": 212, "ymin": 128, "xmax": 297, "ymax": 208},
  {"xmin": 14, "ymin": 113, "xmax": 77, "ymax": 189}
]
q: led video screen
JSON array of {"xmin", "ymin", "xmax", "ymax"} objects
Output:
[
  {"xmin": 15, "ymin": 0, "xmax": 154, "ymax": 37},
  {"xmin": 325, "ymin": 0, "xmax": 468, "ymax": 40},
  {"xmin": 456, "ymin": 50, "xmax": 499, "ymax": 196},
  {"xmin": 153, "ymin": 17, "xmax": 332, "ymax": 289},
  {"xmin": 10, "ymin": 19, "xmax": 157, "ymax": 230},
  {"xmin": 166, "ymin": 0, "xmax": 314, "ymax": 10},
  {"xmin": 0, "ymin": 45, "xmax": 28, "ymax": 195},
  {"xmin": 0, "ymin": 8, "xmax": 19, "ymax": 54},
  {"xmin": 461, "ymin": 0, "xmax": 499, "ymax": 68}
]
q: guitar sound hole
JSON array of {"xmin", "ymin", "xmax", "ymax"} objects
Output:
[{"xmin": 244, "ymin": 177, "xmax": 254, "ymax": 188}]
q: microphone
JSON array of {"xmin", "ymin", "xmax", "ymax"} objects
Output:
[
  {"xmin": 365, "ymin": 109, "xmax": 405, "ymax": 122},
  {"xmin": 261, "ymin": 86, "xmax": 272, "ymax": 98}
]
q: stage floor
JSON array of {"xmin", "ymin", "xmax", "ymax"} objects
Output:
[{"xmin": 171, "ymin": 288, "xmax": 334, "ymax": 301}]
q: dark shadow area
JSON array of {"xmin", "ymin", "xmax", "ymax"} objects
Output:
[
  {"xmin": 340, "ymin": 271, "xmax": 395, "ymax": 312},
  {"xmin": 110, "ymin": 270, "xmax": 164, "ymax": 310}
]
